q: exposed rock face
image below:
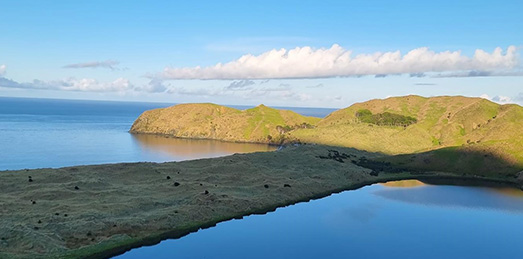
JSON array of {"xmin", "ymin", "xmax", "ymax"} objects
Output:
[{"xmin": 130, "ymin": 103, "xmax": 320, "ymax": 144}]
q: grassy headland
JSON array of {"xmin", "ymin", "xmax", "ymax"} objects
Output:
[
  {"xmin": 130, "ymin": 103, "xmax": 320, "ymax": 144},
  {"xmin": 131, "ymin": 95, "xmax": 523, "ymax": 174}
]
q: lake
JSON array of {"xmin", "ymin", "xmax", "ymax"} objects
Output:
[
  {"xmin": 1, "ymin": 97, "xmax": 522, "ymax": 259},
  {"xmin": 116, "ymin": 180, "xmax": 523, "ymax": 259}
]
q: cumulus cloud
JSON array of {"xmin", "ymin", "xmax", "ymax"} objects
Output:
[
  {"xmin": 159, "ymin": 45, "xmax": 519, "ymax": 80},
  {"xmin": 0, "ymin": 76, "xmax": 133, "ymax": 92},
  {"xmin": 479, "ymin": 94, "xmax": 522, "ymax": 105},
  {"xmin": 479, "ymin": 94, "xmax": 491, "ymax": 100},
  {"xmin": 134, "ymin": 79, "xmax": 169, "ymax": 93},
  {"xmin": 491, "ymin": 95, "xmax": 513, "ymax": 104},
  {"xmin": 0, "ymin": 77, "xmax": 22, "ymax": 88},
  {"xmin": 0, "ymin": 64, "xmax": 6, "ymax": 76},
  {"xmin": 63, "ymin": 60, "xmax": 120, "ymax": 70}
]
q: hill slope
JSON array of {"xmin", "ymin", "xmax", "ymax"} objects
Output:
[
  {"xmin": 130, "ymin": 96, "xmax": 523, "ymax": 175},
  {"xmin": 291, "ymin": 95, "xmax": 523, "ymax": 165},
  {"xmin": 130, "ymin": 103, "xmax": 321, "ymax": 144}
]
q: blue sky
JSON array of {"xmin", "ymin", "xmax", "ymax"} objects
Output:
[{"xmin": 0, "ymin": 0, "xmax": 522, "ymax": 107}]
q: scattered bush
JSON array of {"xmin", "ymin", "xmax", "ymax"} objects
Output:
[
  {"xmin": 355, "ymin": 109, "xmax": 417, "ymax": 127},
  {"xmin": 275, "ymin": 123, "xmax": 314, "ymax": 134}
]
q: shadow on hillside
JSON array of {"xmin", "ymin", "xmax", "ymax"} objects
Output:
[{"xmin": 365, "ymin": 147, "xmax": 523, "ymax": 180}]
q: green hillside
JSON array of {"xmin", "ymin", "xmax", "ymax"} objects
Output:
[
  {"xmin": 130, "ymin": 103, "xmax": 320, "ymax": 144},
  {"xmin": 130, "ymin": 96, "xmax": 523, "ymax": 176},
  {"xmin": 292, "ymin": 95, "xmax": 523, "ymax": 165}
]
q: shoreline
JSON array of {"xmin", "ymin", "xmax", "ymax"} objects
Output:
[
  {"xmin": 128, "ymin": 131, "xmax": 287, "ymax": 146},
  {"xmin": 71, "ymin": 174, "xmax": 523, "ymax": 259},
  {"xmin": 1, "ymin": 145, "xmax": 521, "ymax": 259}
]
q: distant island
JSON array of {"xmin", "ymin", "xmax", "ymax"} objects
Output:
[{"xmin": 1, "ymin": 95, "xmax": 522, "ymax": 259}]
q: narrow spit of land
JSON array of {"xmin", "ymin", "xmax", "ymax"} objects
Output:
[{"xmin": 1, "ymin": 145, "xmax": 521, "ymax": 259}]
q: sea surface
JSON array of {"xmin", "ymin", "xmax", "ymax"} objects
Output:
[
  {"xmin": 1, "ymin": 97, "xmax": 522, "ymax": 258},
  {"xmin": 117, "ymin": 180, "xmax": 523, "ymax": 259},
  {"xmin": 0, "ymin": 96, "xmax": 335, "ymax": 170}
]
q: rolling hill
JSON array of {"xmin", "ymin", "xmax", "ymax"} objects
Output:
[
  {"xmin": 293, "ymin": 95, "xmax": 522, "ymax": 157},
  {"xmin": 130, "ymin": 103, "xmax": 321, "ymax": 144},
  {"xmin": 130, "ymin": 96, "xmax": 523, "ymax": 176}
]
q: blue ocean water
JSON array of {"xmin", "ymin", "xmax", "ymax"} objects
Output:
[
  {"xmin": 117, "ymin": 181, "xmax": 523, "ymax": 259},
  {"xmin": 0, "ymin": 97, "xmax": 335, "ymax": 170}
]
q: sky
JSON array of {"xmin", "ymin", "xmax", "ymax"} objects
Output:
[{"xmin": 1, "ymin": 0, "xmax": 522, "ymax": 108}]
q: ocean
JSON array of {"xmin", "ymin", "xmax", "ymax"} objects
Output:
[{"xmin": 0, "ymin": 96, "xmax": 335, "ymax": 170}]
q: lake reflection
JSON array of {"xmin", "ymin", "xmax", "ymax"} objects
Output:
[
  {"xmin": 380, "ymin": 179, "xmax": 426, "ymax": 188},
  {"xmin": 131, "ymin": 134, "xmax": 276, "ymax": 160},
  {"xmin": 375, "ymin": 181, "xmax": 523, "ymax": 213},
  {"xmin": 116, "ymin": 180, "xmax": 523, "ymax": 259}
]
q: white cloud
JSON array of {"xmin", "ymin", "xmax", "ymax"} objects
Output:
[
  {"xmin": 0, "ymin": 76, "xmax": 134, "ymax": 92},
  {"xmin": 159, "ymin": 45, "xmax": 519, "ymax": 80},
  {"xmin": 492, "ymin": 95, "xmax": 513, "ymax": 104},
  {"xmin": 135, "ymin": 79, "xmax": 169, "ymax": 93},
  {"xmin": 60, "ymin": 77, "xmax": 133, "ymax": 91},
  {"xmin": 479, "ymin": 94, "xmax": 491, "ymax": 100},
  {"xmin": 479, "ymin": 94, "xmax": 520, "ymax": 105},
  {"xmin": 0, "ymin": 64, "xmax": 6, "ymax": 76},
  {"xmin": 63, "ymin": 60, "xmax": 120, "ymax": 70}
]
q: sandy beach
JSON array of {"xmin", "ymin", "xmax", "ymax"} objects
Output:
[{"xmin": 0, "ymin": 145, "xmax": 520, "ymax": 259}]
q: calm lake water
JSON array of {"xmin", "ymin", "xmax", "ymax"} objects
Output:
[
  {"xmin": 0, "ymin": 97, "xmax": 334, "ymax": 170},
  {"xmin": 117, "ymin": 180, "xmax": 523, "ymax": 259},
  {"xmin": 1, "ymin": 97, "xmax": 522, "ymax": 258}
]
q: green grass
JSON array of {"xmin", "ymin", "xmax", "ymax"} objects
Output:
[
  {"xmin": 459, "ymin": 126, "xmax": 466, "ymax": 136},
  {"xmin": 132, "ymin": 95, "xmax": 523, "ymax": 167}
]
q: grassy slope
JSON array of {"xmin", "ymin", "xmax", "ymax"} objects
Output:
[
  {"xmin": 2, "ymin": 145, "xmax": 520, "ymax": 259},
  {"xmin": 130, "ymin": 96, "xmax": 523, "ymax": 175},
  {"xmin": 130, "ymin": 103, "xmax": 320, "ymax": 144},
  {"xmin": 291, "ymin": 95, "xmax": 523, "ymax": 169}
]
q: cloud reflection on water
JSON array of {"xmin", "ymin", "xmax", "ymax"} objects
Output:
[{"xmin": 374, "ymin": 181, "xmax": 523, "ymax": 213}]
